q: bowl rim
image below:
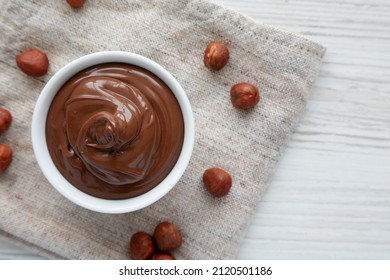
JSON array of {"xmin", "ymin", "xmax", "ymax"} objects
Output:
[{"xmin": 31, "ymin": 51, "xmax": 195, "ymax": 214}]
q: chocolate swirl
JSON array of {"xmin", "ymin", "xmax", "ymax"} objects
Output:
[
  {"xmin": 46, "ymin": 64, "xmax": 184, "ymax": 199},
  {"xmin": 65, "ymin": 77, "xmax": 161, "ymax": 185}
]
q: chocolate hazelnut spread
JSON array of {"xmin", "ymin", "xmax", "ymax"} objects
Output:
[{"xmin": 46, "ymin": 63, "xmax": 184, "ymax": 199}]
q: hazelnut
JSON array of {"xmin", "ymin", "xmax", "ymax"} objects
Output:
[
  {"xmin": 204, "ymin": 42, "xmax": 229, "ymax": 70},
  {"xmin": 15, "ymin": 49, "xmax": 49, "ymax": 77},
  {"xmin": 152, "ymin": 252, "xmax": 176, "ymax": 260},
  {"xmin": 0, "ymin": 144, "xmax": 12, "ymax": 174},
  {"xmin": 154, "ymin": 222, "xmax": 182, "ymax": 251},
  {"xmin": 66, "ymin": 0, "xmax": 86, "ymax": 9},
  {"xmin": 0, "ymin": 108, "xmax": 12, "ymax": 135},
  {"xmin": 129, "ymin": 231, "xmax": 156, "ymax": 260},
  {"xmin": 230, "ymin": 82, "xmax": 260, "ymax": 109},
  {"xmin": 202, "ymin": 167, "xmax": 232, "ymax": 197}
]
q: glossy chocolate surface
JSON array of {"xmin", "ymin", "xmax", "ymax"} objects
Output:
[{"xmin": 46, "ymin": 63, "xmax": 184, "ymax": 199}]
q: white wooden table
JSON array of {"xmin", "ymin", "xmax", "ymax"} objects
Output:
[{"xmin": 1, "ymin": 0, "xmax": 389, "ymax": 259}]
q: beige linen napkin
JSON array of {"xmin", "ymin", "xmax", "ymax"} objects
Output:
[{"xmin": 0, "ymin": 0, "xmax": 326, "ymax": 259}]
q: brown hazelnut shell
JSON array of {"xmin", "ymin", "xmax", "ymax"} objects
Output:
[
  {"xmin": 130, "ymin": 231, "xmax": 156, "ymax": 260},
  {"xmin": 152, "ymin": 252, "xmax": 176, "ymax": 260},
  {"xmin": 0, "ymin": 108, "xmax": 12, "ymax": 135},
  {"xmin": 230, "ymin": 82, "xmax": 260, "ymax": 109},
  {"xmin": 15, "ymin": 49, "xmax": 49, "ymax": 77},
  {"xmin": 66, "ymin": 0, "xmax": 86, "ymax": 9},
  {"xmin": 0, "ymin": 144, "xmax": 13, "ymax": 174},
  {"xmin": 154, "ymin": 222, "xmax": 182, "ymax": 251},
  {"xmin": 202, "ymin": 167, "xmax": 232, "ymax": 197},
  {"xmin": 204, "ymin": 42, "xmax": 230, "ymax": 70}
]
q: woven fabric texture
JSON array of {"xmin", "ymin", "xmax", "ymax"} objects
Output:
[{"xmin": 0, "ymin": 0, "xmax": 326, "ymax": 259}]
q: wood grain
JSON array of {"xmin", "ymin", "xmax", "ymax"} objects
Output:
[{"xmin": 1, "ymin": 0, "xmax": 389, "ymax": 259}]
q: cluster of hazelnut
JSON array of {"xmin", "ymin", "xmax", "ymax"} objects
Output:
[
  {"xmin": 204, "ymin": 42, "xmax": 260, "ymax": 110},
  {"xmin": 129, "ymin": 168, "xmax": 232, "ymax": 260},
  {"xmin": 130, "ymin": 222, "xmax": 182, "ymax": 260},
  {"xmin": 1, "ymin": 2, "xmax": 85, "ymax": 174},
  {"xmin": 0, "ymin": 46, "xmax": 52, "ymax": 175},
  {"xmin": 200, "ymin": 41, "xmax": 260, "ymax": 198},
  {"xmin": 0, "ymin": 109, "xmax": 13, "ymax": 174}
]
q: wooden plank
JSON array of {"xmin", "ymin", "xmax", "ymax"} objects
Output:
[{"xmin": 218, "ymin": 0, "xmax": 390, "ymax": 259}]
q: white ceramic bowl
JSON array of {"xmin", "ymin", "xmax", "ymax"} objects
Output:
[{"xmin": 31, "ymin": 51, "xmax": 195, "ymax": 214}]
